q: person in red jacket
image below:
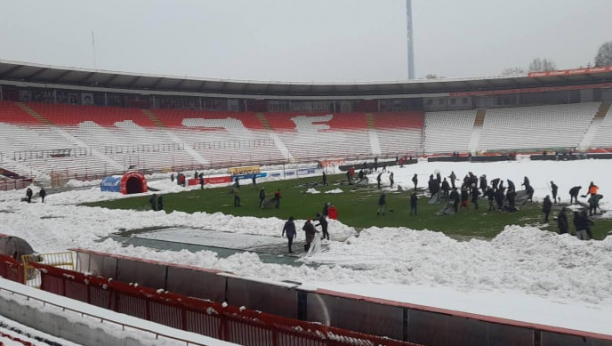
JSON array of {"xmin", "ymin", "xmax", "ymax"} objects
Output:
[
  {"xmin": 274, "ymin": 189, "xmax": 282, "ymax": 208},
  {"xmin": 328, "ymin": 204, "xmax": 338, "ymax": 220}
]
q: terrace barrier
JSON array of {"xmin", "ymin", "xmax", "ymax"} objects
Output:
[{"xmin": 30, "ymin": 261, "xmax": 420, "ymax": 346}]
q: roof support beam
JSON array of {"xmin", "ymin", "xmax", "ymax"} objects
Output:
[{"xmin": 0, "ymin": 65, "xmax": 25, "ymax": 79}]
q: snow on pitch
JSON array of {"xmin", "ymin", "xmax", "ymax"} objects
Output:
[{"xmin": 1, "ymin": 158, "xmax": 612, "ymax": 335}]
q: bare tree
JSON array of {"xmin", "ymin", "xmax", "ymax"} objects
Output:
[
  {"xmin": 528, "ymin": 58, "xmax": 557, "ymax": 72},
  {"xmin": 595, "ymin": 41, "xmax": 612, "ymax": 67},
  {"xmin": 500, "ymin": 67, "xmax": 526, "ymax": 76}
]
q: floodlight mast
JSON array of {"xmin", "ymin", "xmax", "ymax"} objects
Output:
[{"xmin": 406, "ymin": 0, "xmax": 415, "ymax": 79}]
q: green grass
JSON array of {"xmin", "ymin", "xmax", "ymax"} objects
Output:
[{"xmin": 85, "ymin": 174, "xmax": 612, "ymax": 240}]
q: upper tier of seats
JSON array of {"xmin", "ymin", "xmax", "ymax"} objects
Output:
[
  {"xmin": 0, "ymin": 101, "xmax": 39, "ymax": 124},
  {"xmin": 265, "ymin": 113, "xmax": 369, "ymax": 131},
  {"xmin": 151, "ymin": 109, "xmax": 265, "ymax": 131},
  {"xmin": 371, "ymin": 112, "xmax": 424, "ymax": 129},
  {"xmin": 27, "ymin": 103, "xmax": 155, "ymax": 127}
]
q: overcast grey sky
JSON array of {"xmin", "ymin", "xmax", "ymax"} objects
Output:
[{"xmin": 0, "ymin": 0, "xmax": 610, "ymax": 82}]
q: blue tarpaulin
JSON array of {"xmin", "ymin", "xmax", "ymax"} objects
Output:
[{"xmin": 100, "ymin": 175, "xmax": 122, "ymax": 192}]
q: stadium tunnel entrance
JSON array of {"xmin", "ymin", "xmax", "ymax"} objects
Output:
[
  {"xmin": 100, "ymin": 172, "xmax": 148, "ymax": 194},
  {"xmin": 122, "ymin": 171, "xmax": 147, "ymax": 194}
]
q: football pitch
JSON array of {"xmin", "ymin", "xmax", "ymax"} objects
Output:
[{"xmin": 86, "ymin": 174, "xmax": 611, "ymax": 240}]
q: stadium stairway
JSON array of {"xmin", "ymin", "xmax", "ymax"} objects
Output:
[
  {"xmin": 256, "ymin": 112, "xmax": 293, "ymax": 161},
  {"xmin": 141, "ymin": 109, "xmax": 165, "ymax": 128},
  {"xmin": 144, "ymin": 109, "xmax": 209, "ymax": 166},
  {"xmin": 578, "ymin": 102, "xmax": 611, "ymax": 150},
  {"xmin": 468, "ymin": 109, "xmax": 486, "ymax": 154},
  {"xmin": 16, "ymin": 102, "xmax": 52, "ymax": 125},
  {"xmin": 365, "ymin": 113, "xmax": 382, "ymax": 155}
]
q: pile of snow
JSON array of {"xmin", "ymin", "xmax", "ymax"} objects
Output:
[
  {"xmin": 306, "ymin": 188, "xmax": 321, "ymax": 194},
  {"xmin": 1, "ymin": 159, "xmax": 612, "ymax": 335},
  {"xmin": 325, "ymin": 188, "xmax": 344, "ymax": 194}
]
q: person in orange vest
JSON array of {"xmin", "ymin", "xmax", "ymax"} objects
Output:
[{"xmin": 586, "ymin": 182, "xmax": 599, "ymax": 198}]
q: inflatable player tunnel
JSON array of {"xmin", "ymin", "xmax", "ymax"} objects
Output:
[{"xmin": 100, "ymin": 171, "xmax": 148, "ymax": 194}]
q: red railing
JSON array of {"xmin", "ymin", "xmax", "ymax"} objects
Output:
[
  {"xmin": 0, "ymin": 255, "xmax": 24, "ymax": 283},
  {"xmin": 0, "ymin": 177, "xmax": 31, "ymax": 191},
  {"xmin": 31, "ymin": 262, "xmax": 421, "ymax": 346}
]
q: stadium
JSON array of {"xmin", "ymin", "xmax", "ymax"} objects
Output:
[{"xmin": 2, "ymin": 2, "xmax": 612, "ymax": 346}]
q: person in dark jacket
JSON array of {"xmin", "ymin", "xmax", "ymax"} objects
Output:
[
  {"xmin": 569, "ymin": 186, "xmax": 581, "ymax": 204},
  {"xmin": 322, "ymin": 171, "xmax": 328, "ymax": 186},
  {"xmin": 149, "ymin": 194, "xmax": 157, "ymax": 211},
  {"xmin": 495, "ymin": 188, "xmax": 505, "ymax": 211},
  {"xmin": 449, "ymin": 171, "xmax": 457, "ymax": 189},
  {"xmin": 322, "ymin": 202, "xmax": 330, "ymax": 217},
  {"xmin": 315, "ymin": 213, "xmax": 329, "ymax": 240},
  {"xmin": 258, "ymin": 188, "xmax": 266, "ymax": 208},
  {"xmin": 471, "ymin": 185, "xmax": 480, "ymax": 209},
  {"xmin": 572, "ymin": 211, "xmax": 580, "ymax": 235},
  {"xmin": 302, "ymin": 218, "xmax": 317, "ymax": 251},
  {"xmin": 428, "ymin": 175, "xmax": 436, "ymax": 195},
  {"xmin": 232, "ymin": 188, "xmax": 241, "ymax": 207},
  {"xmin": 26, "ymin": 188, "xmax": 33, "ymax": 203},
  {"xmin": 582, "ymin": 210, "xmax": 594, "ymax": 240},
  {"xmin": 460, "ymin": 186, "xmax": 469, "ymax": 210},
  {"xmin": 588, "ymin": 194, "xmax": 603, "ymax": 216},
  {"xmin": 157, "ymin": 195, "xmax": 164, "ymax": 211},
  {"xmin": 450, "ymin": 188, "xmax": 460, "ymax": 213},
  {"xmin": 200, "ymin": 175, "xmax": 205, "ymax": 190},
  {"xmin": 522, "ymin": 177, "xmax": 534, "ymax": 202},
  {"xmin": 412, "ymin": 174, "xmax": 418, "ymax": 190},
  {"xmin": 557, "ymin": 207, "xmax": 569, "ymax": 234},
  {"xmin": 550, "ymin": 181, "xmax": 558, "ymax": 204},
  {"xmin": 410, "ymin": 192, "xmax": 418, "ymax": 216},
  {"xmin": 525, "ymin": 185, "xmax": 535, "ymax": 203},
  {"xmin": 576, "ymin": 211, "xmax": 594, "ymax": 240},
  {"xmin": 509, "ymin": 188, "xmax": 519, "ymax": 211},
  {"xmin": 507, "ymin": 179, "xmax": 516, "ymax": 194},
  {"xmin": 485, "ymin": 187, "xmax": 496, "ymax": 211},
  {"xmin": 252, "ymin": 174, "xmax": 257, "ymax": 186},
  {"xmin": 542, "ymin": 195, "xmax": 553, "ymax": 223},
  {"xmin": 479, "ymin": 175, "xmax": 487, "ymax": 195},
  {"xmin": 377, "ymin": 192, "xmax": 386, "ymax": 215},
  {"xmin": 389, "ymin": 172, "xmax": 394, "ymax": 188},
  {"xmin": 441, "ymin": 178, "xmax": 450, "ymax": 201},
  {"xmin": 377, "ymin": 172, "xmax": 382, "ymax": 190},
  {"xmin": 282, "ymin": 216, "xmax": 297, "ymax": 253},
  {"xmin": 39, "ymin": 187, "xmax": 47, "ymax": 203},
  {"xmin": 274, "ymin": 189, "xmax": 281, "ymax": 208},
  {"xmin": 490, "ymin": 178, "xmax": 500, "ymax": 190}
]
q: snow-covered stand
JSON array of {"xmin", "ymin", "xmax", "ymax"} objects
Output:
[
  {"xmin": 71, "ymin": 249, "xmax": 612, "ymax": 346},
  {"xmin": 100, "ymin": 171, "xmax": 147, "ymax": 194}
]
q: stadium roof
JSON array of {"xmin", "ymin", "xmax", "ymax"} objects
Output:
[{"xmin": 1, "ymin": 60, "xmax": 611, "ymax": 98}]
